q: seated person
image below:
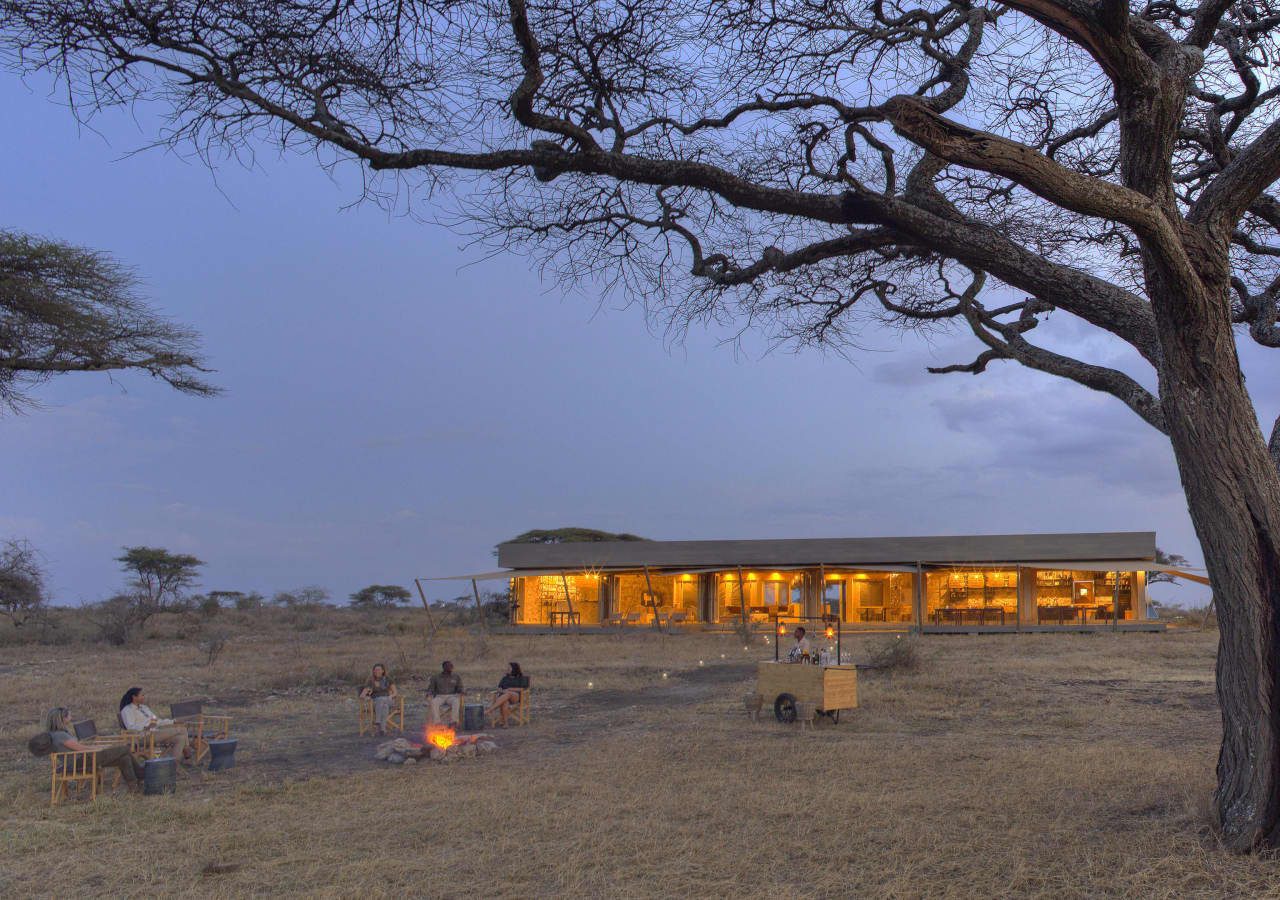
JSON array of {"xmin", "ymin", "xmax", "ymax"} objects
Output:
[
  {"xmin": 46, "ymin": 706, "xmax": 144, "ymax": 790},
  {"xmin": 359, "ymin": 663, "xmax": 398, "ymax": 736},
  {"xmin": 119, "ymin": 687, "xmax": 192, "ymax": 764},
  {"xmin": 486, "ymin": 662, "xmax": 530, "ymax": 725},
  {"xmin": 425, "ymin": 660, "xmax": 464, "ymax": 725},
  {"xmin": 785, "ymin": 626, "xmax": 812, "ymax": 662}
]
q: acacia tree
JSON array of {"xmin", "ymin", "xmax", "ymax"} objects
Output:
[
  {"xmin": 4, "ymin": 0, "xmax": 1280, "ymax": 848},
  {"xmin": 0, "ymin": 538, "xmax": 47, "ymax": 626},
  {"xmin": 0, "ymin": 229, "xmax": 216, "ymax": 412},
  {"xmin": 116, "ymin": 545, "xmax": 204, "ymax": 624},
  {"xmin": 349, "ymin": 584, "xmax": 412, "ymax": 609}
]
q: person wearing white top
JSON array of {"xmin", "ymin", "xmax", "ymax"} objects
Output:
[
  {"xmin": 785, "ymin": 627, "xmax": 812, "ymax": 662},
  {"xmin": 119, "ymin": 687, "xmax": 192, "ymax": 763}
]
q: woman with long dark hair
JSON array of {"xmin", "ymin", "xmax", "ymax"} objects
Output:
[
  {"xmin": 485, "ymin": 662, "xmax": 529, "ymax": 726},
  {"xmin": 119, "ymin": 687, "xmax": 191, "ymax": 763}
]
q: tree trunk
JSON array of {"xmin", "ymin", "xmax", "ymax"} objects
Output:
[{"xmin": 1153, "ymin": 277, "xmax": 1280, "ymax": 851}]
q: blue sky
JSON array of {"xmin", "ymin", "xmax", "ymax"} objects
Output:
[{"xmin": 1, "ymin": 73, "xmax": 1253, "ymax": 608}]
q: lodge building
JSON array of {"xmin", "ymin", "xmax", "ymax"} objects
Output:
[{"xmin": 432, "ymin": 532, "xmax": 1205, "ymax": 632}]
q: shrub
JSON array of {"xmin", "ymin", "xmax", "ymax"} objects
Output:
[
  {"xmin": 234, "ymin": 591, "xmax": 264, "ymax": 611},
  {"xmin": 198, "ymin": 631, "xmax": 228, "ymax": 665},
  {"xmin": 197, "ymin": 594, "xmax": 221, "ymax": 618},
  {"xmin": 864, "ymin": 634, "xmax": 921, "ymax": 672},
  {"xmin": 90, "ymin": 595, "xmax": 141, "ymax": 646}
]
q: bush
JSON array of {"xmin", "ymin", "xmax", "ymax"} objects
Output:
[
  {"xmin": 198, "ymin": 631, "xmax": 228, "ymax": 665},
  {"xmin": 197, "ymin": 594, "xmax": 221, "ymax": 618},
  {"xmin": 234, "ymin": 591, "xmax": 264, "ymax": 611},
  {"xmin": 90, "ymin": 595, "xmax": 141, "ymax": 646},
  {"xmin": 864, "ymin": 634, "xmax": 921, "ymax": 672}
]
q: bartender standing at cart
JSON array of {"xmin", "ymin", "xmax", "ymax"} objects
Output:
[{"xmin": 786, "ymin": 626, "xmax": 812, "ymax": 662}]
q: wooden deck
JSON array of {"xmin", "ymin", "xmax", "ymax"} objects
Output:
[{"xmin": 491, "ymin": 622, "xmax": 1166, "ymax": 635}]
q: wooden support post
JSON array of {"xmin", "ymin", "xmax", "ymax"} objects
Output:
[
  {"xmin": 818, "ymin": 563, "xmax": 826, "ymax": 621},
  {"xmin": 413, "ymin": 579, "xmax": 437, "ymax": 634},
  {"xmin": 736, "ymin": 565, "xmax": 748, "ymax": 631},
  {"xmin": 913, "ymin": 563, "xmax": 925, "ymax": 631},
  {"xmin": 1112, "ymin": 570, "xmax": 1121, "ymax": 632},
  {"xmin": 559, "ymin": 571, "xmax": 577, "ymax": 627},
  {"xmin": 471, "ymin": 579, "xmax": 490, "ymax": 632},
  {"xmin": 643, "ymin": 565, "xmax": 661, "ymax": 630}
]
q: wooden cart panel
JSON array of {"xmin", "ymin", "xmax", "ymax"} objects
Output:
[{"xmin": 757, "ymin": 662, "xmax": 858, "ymax": 710}]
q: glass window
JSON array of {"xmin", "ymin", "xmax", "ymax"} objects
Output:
[
  {"xmin": 717, "ymin": 572, "xmax": 801, "ymax": 622},
  {"xmin": 674, "ymin": 577, "xmax": 701, "ymax": 621},
  {"xmin": 823, "ymin": 580, "xmax": 845, "ymax": 620},
  {"xmin": 515, "ymin": 574, "xmax": 601, "ymax": 624},
  {"xmin": 925, "ymin": 568, "xmax": 1017, "ymax": 626},
  {"xmin": 1033, "ymin": 569, "xmax": 1133, "ymax": 624}
]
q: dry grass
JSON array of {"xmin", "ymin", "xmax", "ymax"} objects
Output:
[{"xmin": 0, "ymin": 610, "xmax": 1274, "ymax": 898}]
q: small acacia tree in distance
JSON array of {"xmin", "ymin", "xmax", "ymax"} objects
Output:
[
  {"xmin": 350, "ymin": 585, "xmax": 412, "ymax": 610},
  {"xmin": 116, "ymin": 546, "xmax": 203, "ymax": 626},
  {"xmin": 0, "ymin": 538, "xmax": 47, "ymax": 627},
  {"xmin": 272, "ymin": 586, "xmax": 330, "ymax": 608}
]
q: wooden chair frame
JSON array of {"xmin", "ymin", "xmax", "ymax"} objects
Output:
[
  {"xmin": 171, "ymin": 702, "xmax": 232, "ymax": 765},
  {"xmin": 358, "ymin": 694, "xmax": 405, "ymax": 736},
  {"xmin": 50, "ymin": 750, "xmax": 98, "ymax": 806},
  {"xmin": 181, "ymin": 715, "xmax": 232, "ymax": 764},
  {"xmin": 77, "ymin": 719, "xmax": 158, "ymax": 760},
  {"xmin": 487, "ymin": 687, "xmax": 530, "ymax": 727},
  {"xmin": 427, "ymin": 693, "xmax": 465, "ymax": 726}
]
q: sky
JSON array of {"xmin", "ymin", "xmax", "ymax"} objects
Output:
[{"xmin": 3, "ymin": 73, "xmax": 1268, "ymax": 608}]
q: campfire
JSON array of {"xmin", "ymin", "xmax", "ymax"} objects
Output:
[{"xmin": 375, "ymin": 724, "xmax": 498, "ymax": 765}]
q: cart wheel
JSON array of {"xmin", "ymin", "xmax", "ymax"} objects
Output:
[
  {"xmin": 774, "ymin": 693, "xmax": 797, "ymax": 723},
  {"xmin": 829, "ymin": 709, "xmax": 841, "ymax": 724}
]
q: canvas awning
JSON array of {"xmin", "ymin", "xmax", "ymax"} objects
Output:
[{"xmin": 1152, "ymin": 566, "xmax": 1212, "ymax": 586}]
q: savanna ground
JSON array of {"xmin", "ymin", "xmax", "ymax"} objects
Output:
[{"xmin": 0, "ymin": 608, "xmax": 1273, "ymax": 898}]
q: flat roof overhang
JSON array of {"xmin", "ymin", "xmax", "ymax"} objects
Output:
[{"xmin": 494, "ymin": 532, "xmax": 1158, "ymax": 570}]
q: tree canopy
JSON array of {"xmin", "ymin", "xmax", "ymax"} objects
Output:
[
  {"xmin": 116, "ymin": 546, "xmax": 204, "ymax": 622},
  {"xmin": 0, "ymin": 538, "xmax": 46, "ymax": 626},
  {"xmin": 0, "ymin": 229, "xmax": 216, "ymax": 412},
  {"xmin": 349, "ymin": 584, "xmax": 412, "ymax": 608},
  {"xmin": 505, "ymin": 527, "xmax": 648, "ymax": 544}
]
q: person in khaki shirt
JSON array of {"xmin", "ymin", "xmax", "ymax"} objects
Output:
[{"xmin": 426, "ymin": 661, "xmax": 463, "ymax": 725}]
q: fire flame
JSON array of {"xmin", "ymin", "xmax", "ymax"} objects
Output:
[{"xmin": 425, "ymin": 724, "xmax": 456, "ymax": 751}]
